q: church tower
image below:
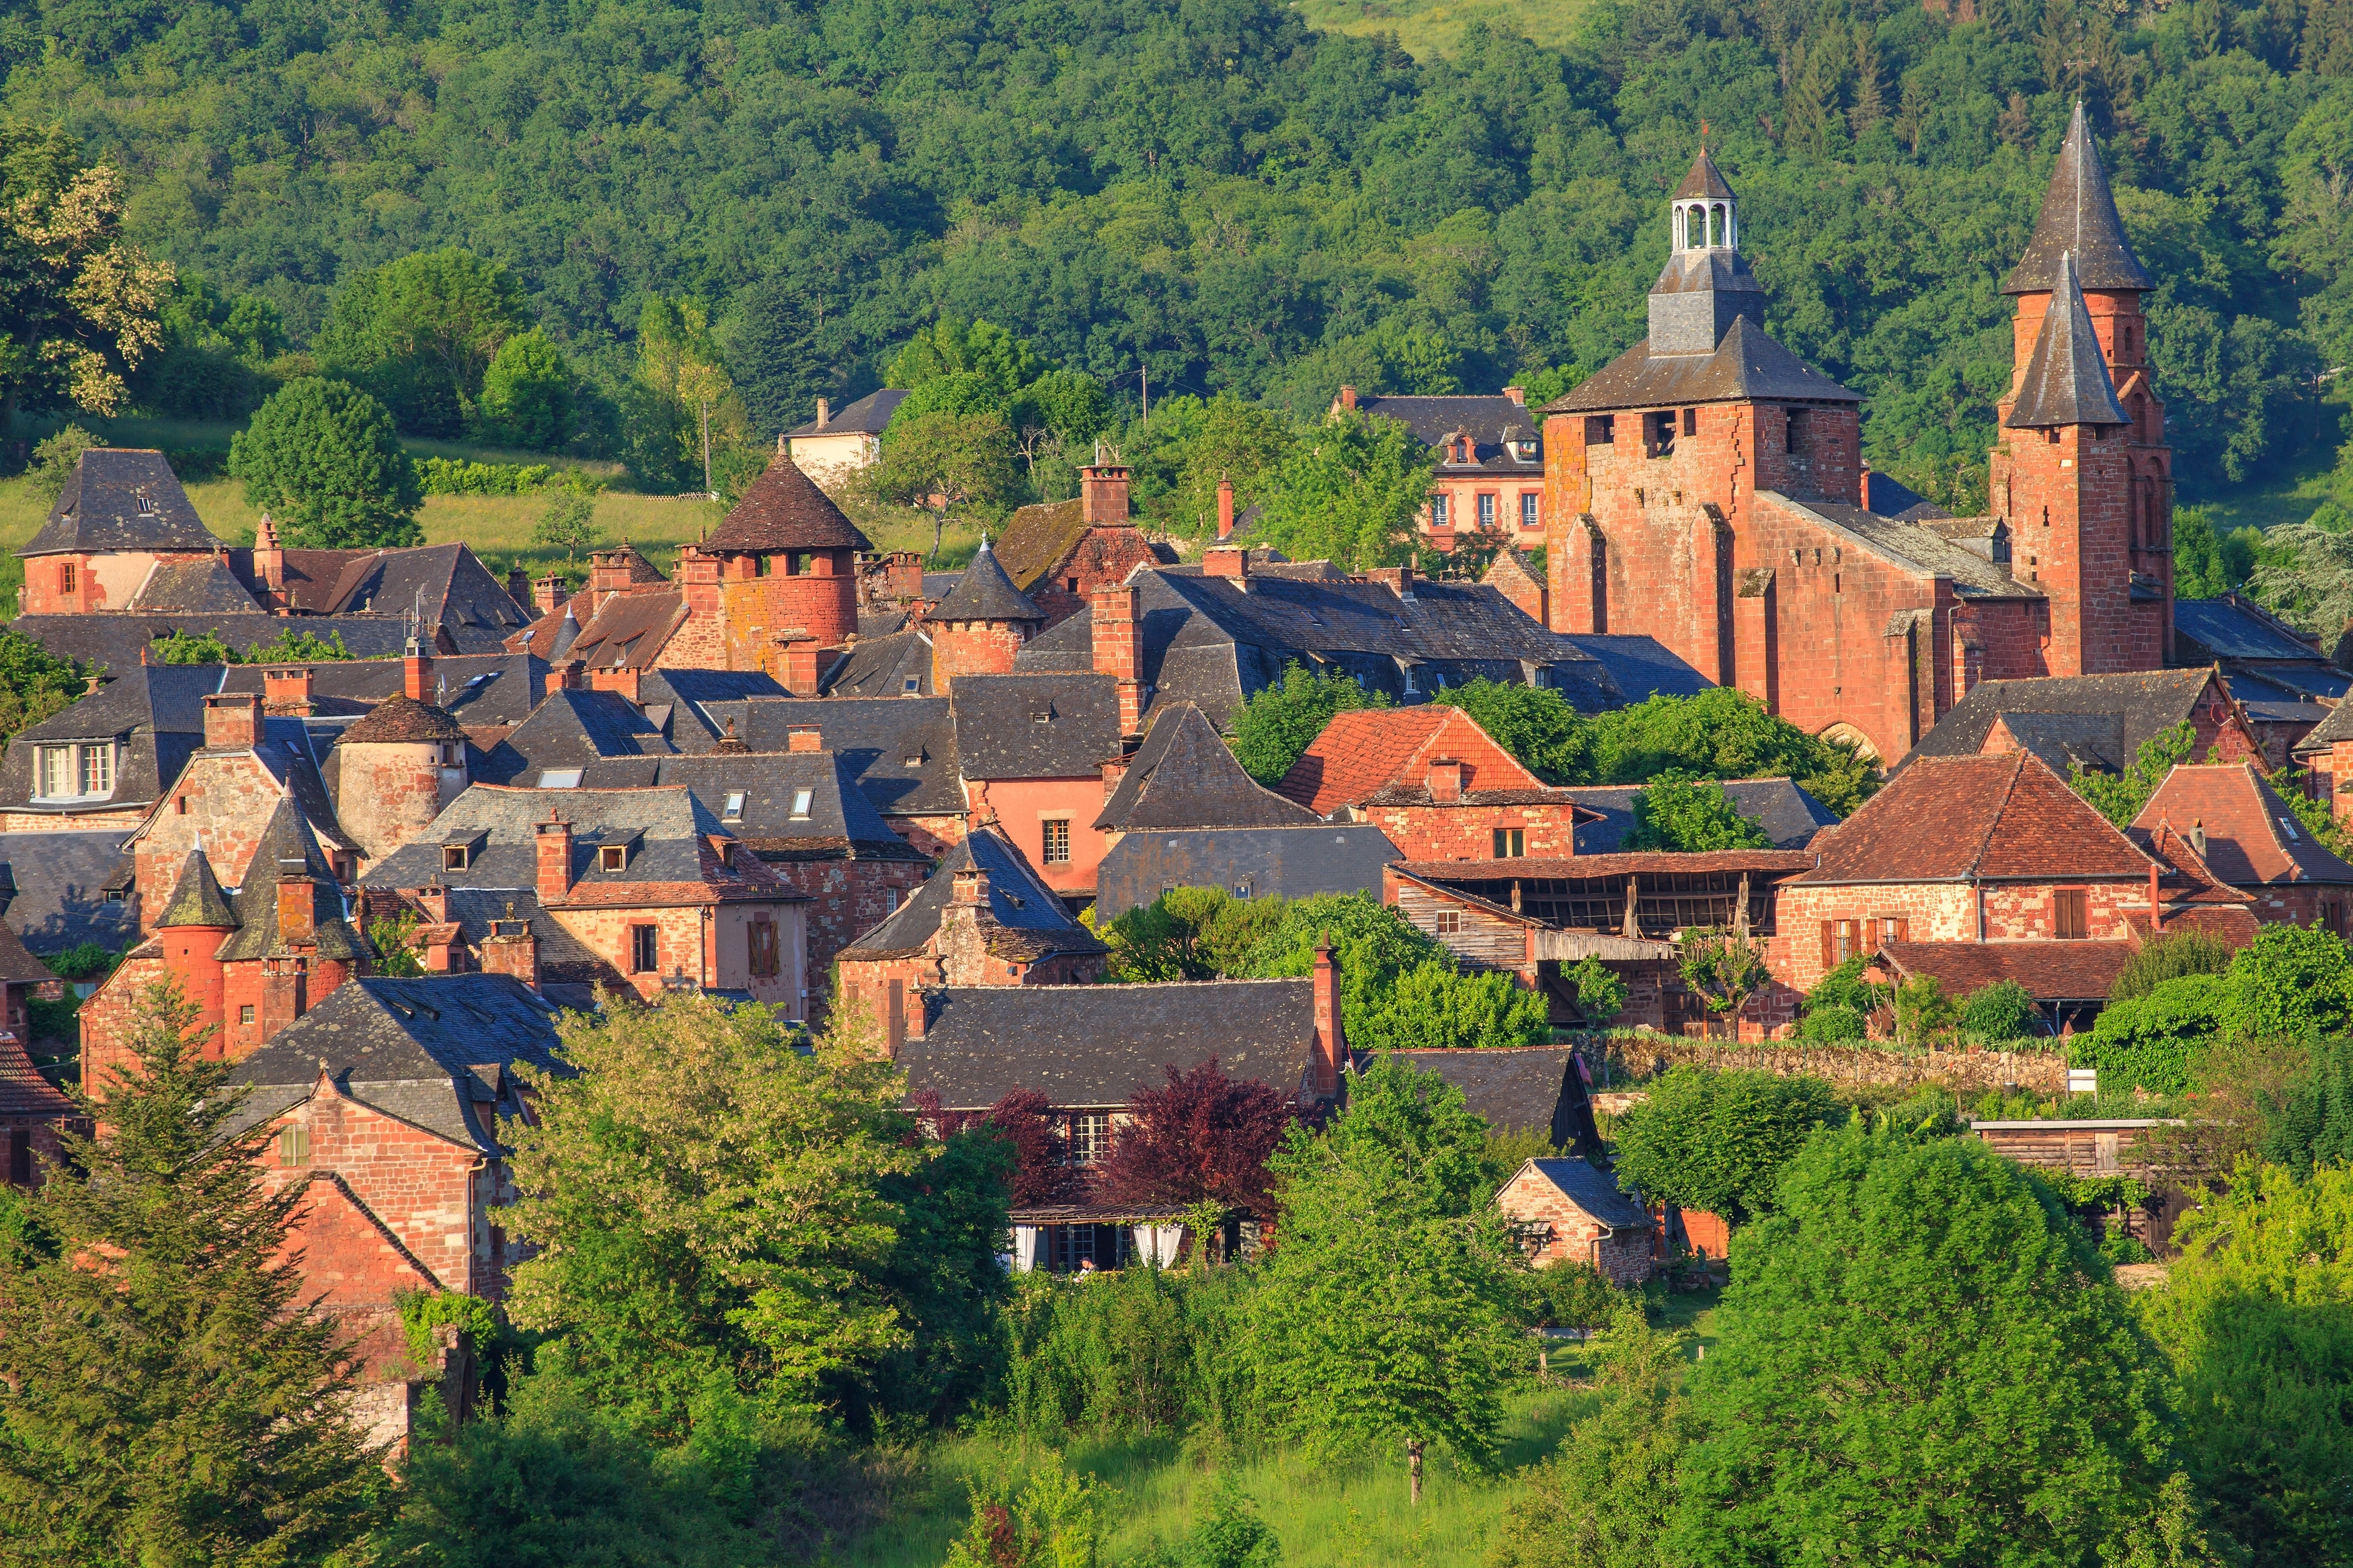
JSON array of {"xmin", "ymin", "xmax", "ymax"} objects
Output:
[{"xmin": 1989, "ymin": 102, "xmax": 2171, "ymax": 674}]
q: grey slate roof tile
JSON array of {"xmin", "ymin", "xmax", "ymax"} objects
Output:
[
  {"xmin": 1093, "ymin": 824, "xmax": 1400, "ymax": 919},
  {"xmin": 129, "ymin": 556, "xmax": 264, "ymax": 614},
  {"xmin": 1, "ymin": 664, "xmax": 221, "ymax": 815},
  {"xmin": 2001, "ymin": 102, "xmax": 2154, "ymax": 295},
  {"xmin": 1550, "ymin": 317, "xmax": 1858, "ymax": 413},
  {"xmin": 18, "ymin": 450, "xmax": 219, "ymax": 556},
  {"xmin": 951, "ymin": 674, "xmax": 1121, "ymax": 780},
  {"xmin": 2004, "ymin": 253, "xmax": 2129, "ymax": 429},
  {"xmin": 930, "ymin": 537, "xmax": 1041, "ymax": 624},
  {"xmin": 0, "ymin": 831, "xmax": 140, "ymax": 953},
  {"xmin": 699, "ymin": 697, "xmax": 964, "ymax": 817},
  {"xmin": 841, "ymin": 827, "xmax": 1096, "ymax": 960},
  {"xmin": 1094, "ymin": 703, "xmax": 1318, "ymax": 832}
]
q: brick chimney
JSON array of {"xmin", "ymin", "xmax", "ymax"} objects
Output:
[
  {"xmin": 535, "ymin": 816, "xmax": 573, "ymax": 904},
  {"xmin": 1503, "ymin": 386, "xmax": 1525, "ymax": 405},
  {"xmin": 1203, "ymin": 545, "xmax": 1248, "ymax": 580},
  {"xmin": 588, "ymin": 546, "xmax": 639, "ymax": 611},
  {"xmin": 416, "ymin": 884, "xmax": 449, "ymax": 923},
  {"xmin": 676, "ymin": 544, "xmax": 721, "ymax": 617},
  {"xmin": 202, "ymin": 692, "xmax": 262, "ymax": 751},
  {"xmin": 262, "ymin": 665, "xmax": 314, "ymax": 716},
  {"xmin": 533, "ymin": 574, "xmax": 568, "ymax": 617},
  {"xmin": 1090, "ymin": 583, "xmax": 1148, "ymax": 737},
  {"xmin": 253, "ymin": 511, "xmax": 286, "ymax": 604},
  {"xmin": 480, "ymin": 913, "xmax": 540, "ymax": 991},
  {"xmin": 276, "ymin": 860, "xmax": 317, "ymax": 947},
  {"xmin": 588, "ymin": 664, "xmax": 642, "ymax": 704},
  {"xmin": 952, "ymin": 867, "xmax": 989, "ymax": 907},
  {"xmin": 1365, "ymin": 565, "xmax": 1415, "ymax": 601},
  {"xmin": 1217, "ymin": 474, "xmax": 1235, "ymax": 540},
  {"xmin": 1312, "ymin": 941, "xmax": 1345, "ymax": 1097},
  {"xmin": 774, "ymin": 634, "xmax": 824, "ymax": 698},
  {"xmin": 1427, "ymin": 758, "xmax": 1464, "ymax": 802},
  {"xmin": 1337, "ymin": 385, "xmax": 1358, "ymax": 412},
  {"xmin": 403, "ymin": 637, "xmax": 432, "ymax": 702},
  {"xmin": 1080, "ymin": 455, "xmax": 1131, "ymax": 526},
  {"xmin": 787, "ymin": 724, "xmax": 822, "ymax": 753},
  {"xmin": 506, "ymin": 565, "xmax": 531, "ymax": 606},
  {"xmin": 555, "ymin": 657, "xmax": 586, "ymax": 692}
]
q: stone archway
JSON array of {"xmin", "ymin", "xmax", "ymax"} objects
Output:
[{"xmin": 1817, "ymin": 721, "xmax": 1882, "ymax": 766}]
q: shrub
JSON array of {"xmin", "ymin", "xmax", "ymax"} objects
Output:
[
  {"xmin": 1890, "ymin": 974, "xmax": 1954, "ymax": 1042},
  {"xmin": 1611, "ymin": 1067, "xmax": 1840, "ymax": 1228},
  {"xmin": 2110, "ymin": 928, "xmax": 2235, "ymax": 1001},
  {"xmin": 2075, "ymin": 974, "xmax": 2240, "ymax": 1095},
  {"xmin": 1804, "ymin": 955, "xmax": 1880, "ymax": 1016},
  {"xmin": 1625, "ymin": 778, "xmax": 1771, "ymax": 852},
  {"xmin": 1958, "ymin": 979, "xmax": 2040, "ymax": 1041},
  {"xmin": 1529, "ymin": 1259, "xmax": 1620, "ymax": 1333},
  {"xmin": 44, "ymin": 942, "xmax": 116, "ymax": 982},
  {"xmin": 417, "ymin": 456, "xmax": 559, "ymax": 496},
  {"xmin": 1796, "ymin": 1004, "xmax": 1866, "ymax": 1042},
  {"xmin": 1000, "ymin": 1267, "xmax": 1254, "ymax": 1444}
]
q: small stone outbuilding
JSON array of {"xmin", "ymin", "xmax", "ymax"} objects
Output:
[{"xmin": 1497, "ymin": 1156, "xmax": 1656, "ymax": 1284}]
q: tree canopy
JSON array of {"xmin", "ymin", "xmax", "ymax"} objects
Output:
[
  {"xmin": 229, "ymin": 376, "xmax": 424, "ymax": 549},
  {"xmin": 1611, "ymin": 1066, "xmax": 1840, "ymax": 1228}
]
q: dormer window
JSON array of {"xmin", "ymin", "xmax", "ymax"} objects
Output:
[
  {"xmin": 723, "ymin": 791, "xmax": 746, "ymax": 819},
  {"xmin": 32, "ymin": 742, "xmax": 113, "ymax": 802},
  {"xmin": 904, "ymin": 676, "xmax": 920, "ymax": 694},
  {"xmin": 719, "ymin": 841, "xmax": 737, "ymax": 869},
  {"xmin": 600, "ymin": 843, "xmax": 627, "ymax": 872},
  {"xmin": 444, "ymin": 845, "xmax": 469, "ymax": 872}
]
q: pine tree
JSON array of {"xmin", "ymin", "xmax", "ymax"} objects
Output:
[
  {"xmin": 731, "ymin": 274, "xmax": 824, "ymax": 442},
  {"xmin": 0, "ymin": 979, "xmax": 383, "ymax": 1565}
]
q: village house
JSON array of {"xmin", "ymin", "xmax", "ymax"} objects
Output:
[
  {"xmin": 1094, "ymin": 702, "xmax": 1319, "ymax": 844},
  {"xmin": 1968, "ymin": 1116, "xmax": 2192, "ymax": 1253},
  {"xmin": 0, "ymin": 663, "xmax": 220, "ymax": 835},
  {"xmin": 1094, "ymin": 824, "xmax": 1400, "ymax": 919},
  {"xmin": 1495, "ymin": 1157, "xmax": 1657, "ymax": 1284},
  {"xmin": 0, "ymin": 832, "xmax": 137, "ymax": 960},
  {"xmin": 2131, "ymin": 763, "xmax": 2353, "ymax": 936},
  {"xmin": 1384, "ymin": 1044, "xmax": 1605, "ymax": 1154},
  {"xmin": 1545, "ymin": 112, "xmax": 2177, "ymax": 765},
  {"xmin": 991, "ymin": 454, "xmax": 1177, "ymax": 626},
  {"xmin": 1275, "ymin": 704, "xmax": 1602, "ymax": 858},
  {"xmin": 1903, "ymin": 668, "xmax": 2262, "ymax": 776},
  {"xmin": 1332, "ymin": 387, "xmax": 1546, "ymax": 550},
  {"xmin": 1778, "ymin": 749, "xmax": 2256, "ymax": 1034},
  {"xmin": 898, "ymin": 953, "xmax": 1346, "ymax": 1272},
  {"xmin": 1386, "ymin": 850, "xmax": 1814, "ymax": 1033},
  {"xmin": 783, "ymin": 390, "xmax": 906, "ymax": 486},
  {"xmin": 836, "ymin": 828, "xmax": 1109, "ymax": 1049},
  {"xmin": 360, "ymin": 785, "xmax": 810, "ymax": 1012},
  {"xmin": 2291, "ymin": 698, "xmax": 2353, "ymax": 828},
  {"xmin": 2170, "ymin": 593, "xmax": 2349, "ymax": 765},
  {"xmin": 0, "ymin": 923, "xmax": 74, "ymax": 1190}
]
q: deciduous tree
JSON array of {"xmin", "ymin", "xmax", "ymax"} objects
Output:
[
  {"xmin": 1624, "ymin": 778, "xmax": 1771, "ymax": 852},
  {"xmin": 1611, "ymin": 1066, "xmax": 1838, "ymax": 1228},
  {"xmin": 477, "ymin": 327, "xmax": 575, "ymax": 449},
  {"xmin": 1229, "ymin": 661, "xmax": 1384, "ymax": 786},
  {"xmin": 229, "ymin": 376, "xmax": 424, "ymax": 549},
  {"xmin": 1096, "ymin": 1057, "xmax": 1295, "ymax": 1222},
  {"xmin": 1255, "ymin": 409, "xmax": 1435, "ymax": 569}
]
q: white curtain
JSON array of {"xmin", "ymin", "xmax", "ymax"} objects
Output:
[
  {"xmin": 1133, "ymin": 1225, "xmax": 1185, "ymax": 1268},
  {"xmin": 1012, "ymin": 1226, "xmax": 1043, "ymax": 1273}
]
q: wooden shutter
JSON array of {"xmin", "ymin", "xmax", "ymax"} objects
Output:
[
  {"xmin": 1821, "ymin": 921, "xmax": 1836, "ymax": 971},
  {"xmin": 1893, "ymin": 917, "xmax": 1909, "ymax": 944}
]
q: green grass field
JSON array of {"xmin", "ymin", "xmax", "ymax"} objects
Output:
[
  {"xmin": 2186, "ymin": 442, "xmax": 2340, "ymax": 535},
  {"xmin": 1288, "ymin": 0, "xmax": 1593, "ymax": 59}
]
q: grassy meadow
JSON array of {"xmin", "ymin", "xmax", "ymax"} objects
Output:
[{"xmin": 1287, "ymin": 0, "xmax": 1594, "ymax": 61}]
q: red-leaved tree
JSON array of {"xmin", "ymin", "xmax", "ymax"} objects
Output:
[
  {"xmin": 1096, "ymin": 1057, "xmax": 1295, "ymax": 1221},
  {"xmin": 911, "ymin": 1086, "xmax": 1071, "ymax": 1205}
]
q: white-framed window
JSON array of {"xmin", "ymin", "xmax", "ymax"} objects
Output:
[
  {"xmin": 1478, "ymin": 493, "xmax": 1497, "ymax": 529},
  {"xmin": 34, "ymin": 743, "xmax": 113, "ymax": 802},
  {"xmin": 1068, "ymin": 1112, "xmax": 1111, "ymax": 1165},
  {"xmin": 723, "ymin": 791, "xmax": 746, "ymax": 819},
  {"xmin": 538, "ymin": 769, "xmax": 584, "ymax": 788},
  {"xmin": 1042, "ymin": 819, "xmax": 1072, "ymax": 864},
  {"xmin": 1431, "ymin": 495, "xmax": 1449, "ymax": 528},
  {"xmin": 599, "ymin": 843, "xmax": 627, "ymax": 872},
  {"xmin": 443, "ymin": 845, "xmax": 469, "ymax": 872},
  {"xmin": 1520, "ymin": 492, "xmax": 1541, "ymax": 529},
  {"xmin": 791, "ymin": 789, "xmax": 814, "ymax": 819}
]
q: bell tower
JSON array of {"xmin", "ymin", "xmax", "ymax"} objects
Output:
[{"xmin": 1988, "ymin": 101, "xmax": 2171, "ymax": 674}]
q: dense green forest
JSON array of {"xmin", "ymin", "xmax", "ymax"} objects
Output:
[{"xmin": 7, "ymin": 0, "xmax": 2353, "ymax": 513}]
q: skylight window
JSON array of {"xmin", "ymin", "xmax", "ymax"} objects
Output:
[
  {"xmin": 539, "ymin": 769, "xmax": 584, "ymax": 788},
  {"xmin": 791, "ymin": 789, "xmax": 814, "ymax": 819},
  {"xmin": 904, "ymin": 676, "xmax": 920, "ymax": 694},
  {"xmin": 723, "ymin": 792, "xmax": 746, "ymax": 819}
]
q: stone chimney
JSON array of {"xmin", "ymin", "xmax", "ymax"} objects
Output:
[
  {"xmin": 588, "ymin": 546, "xmax": 640, "ymax": 610},
  {"xmin": 555, "ymin": 657, "xmax": 586, "ymax": 692},
  {"xmin": 1090, "ymin": 583, "xmax": 1148, "ymax": 738},
  {"xmin": 1203, "ymin": 545, "xmax": 1248, "ymax": 580},
  {"xmin": 589, "ymin": 664, "xmax": 642, "ymax": 704},
  {"xmin": 403, "ymin": 637, "xmax": 433, "ymax": 703},
  {"xmin": 676, "ymin": 544, "xmax": 721, "ymax": 617},
  {"xmin": 535, "ymin": 816, "xmax": 573, "ymax": 904},
  {"xmin": 1312, "ymin": 941, "xmax": 1345, "ymax": 1098},
  {"xmin": 416, "ymin": 884, "xmax": 449, "ymax": 923},
  {"xmin": 1503, "ymin": 386, "xmax": 1525, "ymax": 405},
  {"xmin": 506, "ymin": 565, "xmax": 531, "ymax": 606},
  {"xmin": 1858, "ymin": 460, "xmax": 1874, "ymax": 509},
  {"xmin": 787, "ymin": 724, "xmax": 823, "ymax": 753},
  {"xmin": 774, "ymin": 634, "xmax": 824, "ymax": 698},
  {"xmin": 276, "ymin": 860, "xmax": 317, "ymax": 947},
  {"xmin": 712, "ymin": 718, "xmax": 750, "ymax": 755},
  {"xmin": 1365, "ymin": 565, "xmax": 1416, "ymax": 601},
  {"xmin": 1080, "ymin": 454, "xmax": 1131, "ymax": 526},
  {"xmin": 202, "ymin": 692, "xmax": 262, "ymax": 751},
  {"xmin": 1337, "ymin": 385, "xmax": 1359, "ymax": 412},
  {"xmin": 480, "ymin": 912, "xmax": 540, "ymax": 991},
  {"xmin": 262, "ymin": 665, "xmax": 314, "ymax": 716},
  {"xmin": 952, "ymin": 866, "xmax": 989, "ymax": 907},
  {"xmin": 533, "ymin": 574, "xmax": 568, "ymax": 617},
  {"xmin": 253, "ymin": 511, "xmax": 286, "ymax": 603},
  {"xmin": 815, "ymin": 397, "xmax": 831, "ymax": 429},
  {"xmin": 1427, "ymin": 758, "xmax": 1464, "ymax": 802},
  {"xmin": 1217, "ymin": 474, "xmax": 1236, "ymax": 540}
]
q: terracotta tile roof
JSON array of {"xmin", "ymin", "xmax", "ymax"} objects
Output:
[
  {"xmin": 701, "ymin": 453, "xmax": 872, "ymax": 554},
  {"xmin": 1798, "ymin": 751, "xmax": 2152, "ymax": 884},
  {"xmin": 1274, "ymin": 708, "xmax": 1453, "ymax": 816},
  {"xmin": 336, "ymin": 694, "xmax": 465, "ymax": 747},
  {"xmin": 1876, "ymin": 939, "xmax": 2136, "ymax": 1001},
  {"xmin": 0, "ymin": 1026, "xmax": 74, "ymax": 1117},
  {"xmin": 2132, "ymin": 764, "xmax": 2353, "ymax": 888}
]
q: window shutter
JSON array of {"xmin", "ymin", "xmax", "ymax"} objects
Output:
[
  {"xmin": 1893, "ymin": 917, "xmax": 1909, "ymax": 944},
  {"xmin": 1821, "ymin": 921, "xmax": 1835, "ymax": 971}
]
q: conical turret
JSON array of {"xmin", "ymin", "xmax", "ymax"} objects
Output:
[
  {"xmin": 2003, "ymin": 103, "xmax": 2152, "ymax": 296},
  {"xmin": 2005, "ymin": 253, "xmax": 2128, "ymax": 429}
]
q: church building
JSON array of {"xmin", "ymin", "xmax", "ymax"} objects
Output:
[{"xmin": 1544, "ymin": 106, "xmax": 2172, "ymax": 764}]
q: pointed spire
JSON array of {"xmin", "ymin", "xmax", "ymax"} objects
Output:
[
  {"xmin": 157, "ymin": 848, "xmax": 238, "ymax": 930},
  {"xmin": 930, "ymin": 533, "xmax": 1043, "ymax": 624},
  {"xmin": 2003, "ymin": 102, "xmax": 2153, "ymax": 295},
  {"xmin": 2005, "ymin": 252, "xmax": 2130, "ymax": 429},
  {"xmin": 1673, "ymin": 148, "xmax": 1735, "ymax": 202}
]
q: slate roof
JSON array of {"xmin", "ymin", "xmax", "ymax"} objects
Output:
[
  {"xmin": 214, "ymin": 796, "xmax": 368, "ymax": 964},
  {"xmin": 18, "ymin": 450, "xmax": 220, "ymax": 556},
  {"xmin": 225, "ymin": 975, "xmax": 566, "ymax": 1155},
  {"xmin": 1557, "ymin": 634, "xmax": 1714, "ymax": 701},
  {"xmin": 156, "ymin": 850, "xmax": 236, "ymax": 927},
  {"xmin": 1768, "ymin": 497, "xmax": 2042, "ymax": 601},
  {"xmin": 630, "ymin": 751, "xmax": 926, "ymax": 861},
  {"xmin": 228, "ymin": 542, "xmax": 533, "ymax": 638},
  {"xmin": 787, "ymin": 388, "xmax": 906, "ymax": 438},
  {"xmin": 951, "ymin": 674, "xmax": 1121, "ymax": 780},
  {"xmin": 2132, "ymin": 764, "xmax": 2353, "ymax": 887},
  {"xmin": 363, "ymin": 785, "xmax": 797, "ymax": 907},
  {"xmin": 1908, "ymin": 670, "xmax": 2229, "ymax": 769},
  {"xmin": 218, "ymin": 653, "xmax": 545, "ymax": 726},
  {"xmin": 8, "ymin": 612, "xmax": 507, "ymax": 665},
  {"xmin": 0, "ymin": 663, "xmax": 222, "ymax": 815},
  {"xmin": 633, "ymin": 668, "xmax": 793, "ymax": 749},
  {"xmin": 1096, "ymin": 703, "xmax": 1318, "ymax": 832},
  {"xmin": 1517, "ymin": 1156, "xmax": 1653, "ymax": 1231},
  {"xmin": 356, "ymin": 886, "xmax": 627, "ymax": 1009},
  {"xmin": 997, "ymin": 499, "xmax": 1094, "ymax": 592},
  {"xmin": 473, "ymin": 688, "xmax": 673, "ymax": 786},
  {"xmin": 559, "ymin": 585, "xmax": 688, "ymax": 675},
  {"xmin": 931, "ymin": 537, "xmax": 1043, "ymax": 623},
  {"xmin": 129, "ymin": 556, "xmax": 264, "ymax": 613},
  {"xmin": 900, "ymin": 979, "xmax": 1318, "ymax": 1109},
  {"xmin": 699, "ymin": 697, "xmax": 964, "ymax": 816},
  {"xmin": 2295, "ymin": 696, "xmax": 2353, "ymax": 755},
  {"xmin": 1013, "ymin": 565, "xmax": 1621, "ymax": 729},
  {"xmin": 1862, "ymin": 468, "xmax": 1952, "ymax": 522},
  {"xmin": 823, "ymin": 628, "xmax": 933, "ymax": 698},
  {"xmin": 2002, "ymin": 102, "xmax": 2154, "ymax": 295},
  {"xmin": 335, "ymin": 695, "xmax": 465, "ymax": 746},
  {"xmin": 1674, "ymin": 148, "xmax": 1736, "ymax": 200},
  {"xmin": 1797, "ymin": 751, "xmax": 2152, "ymax": 884},
  {"xmin": 840, "ymin": 827, "xmax": 1101, "ymax": 962},
  {"xmin": 0, "ymin": 921, "xmax": 53, "ymax": 987},
  {"xmin": 701, "ymin": 452, "xmax": 872, "ymax": 554},
  {"xmin": 2005, "ymin": 254, "xmax": 2128, "ymax": 429},
  {"xmin": 1386, "ymin": 1046, "xmax": 1587, "ymax": 1145},
  {"xmin": 1567, "ymin": 778, "xmax": 1839, "ymax": 852},
  {"xmin": 1876, "ymin": 940, "xmax": 2135, "ymax": 1005},
  {"xmin": 1275, "ymin": 708, "xmax": 1454, "ymax": 817},
  {"xmin": 1353, "ymin": 394, "xmax": 1543, "ymax": 475},
  {"xmin": 2173, "ymin": 596, "xmax": 2321, "ymax": 663},
  {"xmin": 1549, "ymin": 317, "xmax": 1859, "ymax": 414},
  {"xmin": 1093, "ymin": 824, "xmax": 1401, "ymax": 920},
  {"xmin": 0, "ymin": 831, "xmax": 139, "ymax": 953}
]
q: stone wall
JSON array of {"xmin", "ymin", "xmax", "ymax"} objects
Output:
[
  {"xmin": 1582, "ymin": 1035, "xmax": 2070, "ymax": 1097},
  {"xmin": 770, "ymin": 856, "xmax": 934, "ymax": 1014},
  {"xmin": 1497, "ymin": 1163, "xmax": 1655, "ymax": 1286},
  {"xmin": 1367, "ymin": 800, "xmax": 1583, "ymax": 861}
]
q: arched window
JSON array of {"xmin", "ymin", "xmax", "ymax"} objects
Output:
[{"xmin": 1711, "ymin": 204, "xmax": 1727, "ymax": 246}]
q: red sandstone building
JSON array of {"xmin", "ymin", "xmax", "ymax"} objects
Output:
[
  {"xmin": 1546, "ymin": 110, "xmax": 2173, "ymax": 765},
  {"xmin": 993, "ymin": 456, "xmax": 1175, "ymax": 627},
  {"xmin": 2132, "ymin": 763, "xmax": 2353, "ymax": 935},
  {"xmin": 1495, "ymin": 1157, "xmax": 1655, "ymax": 1284},
  {"xmin": 1275, "ymin": 705, "xmax": 1599, "ymax": 858},
  {"xmin": 1328, "ymin": 388, "xmax": 1548, "ymax": 550}
]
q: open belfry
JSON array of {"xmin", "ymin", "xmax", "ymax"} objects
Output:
[{"xmin": 1544, "ymin": 104, "xmax": 2171, "ymax": 764}]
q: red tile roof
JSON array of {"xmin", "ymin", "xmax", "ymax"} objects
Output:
[
  {"xmin": 1275, "ymin": 708, "xmax": 1453, "ymax": 816},
  {"xmin": 0, "ymin": 1030, "xmax": 73, "ymax": 1118},
  {"xmin": 1800, "ymin": 751, "xmax": 2151, "ymax": 884},
  {"xmin": 2132, "ymin": 763, "xmax": 2353, "ymax": 887},
  {"xmin": 1876, "ymin": 939, "xmax": 2135, "ymax": 1001}
]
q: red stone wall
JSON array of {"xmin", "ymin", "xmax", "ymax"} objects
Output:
[
  {"xmin": 1023, "ymin": 528, "xmax": 1165, "ymax": 628},
  {"xmin": 79, "ymin": 950, "xmax": 174, "ymax": 1096},
  {"xmin": 1981, "ymin": 878, "xmax": 2153, "ymax": 940},
  {"xmin": 1497, "ymin": 1166, "xmax": 1655, "ymax": 1285},
  {"xmin": 930, "ymin": 620, "xmax": 1030, "ymax": 692},
  {"xmin": 1771, "ymin": 876, "xmax": 2151, "ymax": 995},
  {"xmin": 972, "ymin": 776, "xmax": 1111, "ymax": 899},
  {"xmin": 337, "ymin": 740, "xmax": 463, "ymax": 870},
  {"xmin": 136, "ymin": 756, "xmax": 304, "ymax": 932},
  {"xmin": 1367, "ymin": 800, "xmax": 1583, "ymax": 861},
  {"xmin": 721, "ymin": 556, "xmax": 856, "ymax": 663},
  {"xmin": 890, "ymin": 813, "xmax": 967, "ymax": 857},
  {"xmin": 772, "ymin": 857, "xmax": 936, "ymax": 1014}
]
